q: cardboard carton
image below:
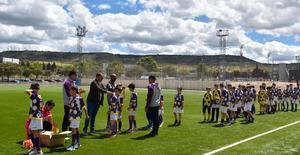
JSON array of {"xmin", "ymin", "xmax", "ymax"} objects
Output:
[{"xmin": 40, "ymin": 131, "xmax": 71, "ymax": 147}]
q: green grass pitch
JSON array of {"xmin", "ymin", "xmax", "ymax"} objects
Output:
[{"xmin": 0, "ymin": 85, "xmax": 299, "ymax": 155}]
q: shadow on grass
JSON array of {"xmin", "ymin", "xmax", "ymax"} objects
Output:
[
  {"xmin": 46, "ymin": 146, "xmax": 66, "ymax": 154},
  {"xmin": 131, "ymin": 134, "xmax": 155, "ymax": 140},
  {"xmin": 137, "ymin": 126, "xmax": 151, "ymax": 131},
  {"xmin": 198, "ymin": 121, "xmax": 216, "ymax": 124},
  {"xmin": 167, "ymin": 124, "xmax": 178, "ymax": 127},
  {"xmin": 212, "ymin": 124, "xmax": 225, "ymax": 128}
]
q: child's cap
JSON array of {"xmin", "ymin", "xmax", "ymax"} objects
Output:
[{"xmin": 30, "ymin": 83, "xmax": 40, "ymax": 90}]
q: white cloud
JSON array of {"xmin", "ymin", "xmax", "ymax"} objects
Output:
[
  {"xmin": 98, "ymin": 4, "xmax": 111, "ymax": 10},
  {"xmin": 0, "ymin": 0, "xmax": 299, "ymax": 63}
]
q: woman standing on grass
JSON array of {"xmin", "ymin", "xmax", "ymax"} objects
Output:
[{"xmin": 83, "ymin": 72, "xmax": 112, "ymax": 135}]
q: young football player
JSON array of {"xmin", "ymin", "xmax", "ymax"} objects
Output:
[
  {"xmin": 173, "ymin": 87, "xmax": 184, "ymax": 126},
  {"xmin": 116, "ymin": 84, "xmax": 124, "ymax": 132},
  {"xmin": 25, "ymin": 83, "xmax": 43, "ymax": 155},
  {"xmin": 277, "ymin": 88, "xmax": 284, "ymax": 111},
  {"xmin": 211, "ymin": 84, "xmax": 220, "ymax": 122},
  {"xmin": 127, "ymin": 83, "xmax": 138, "ymax": 132},
  {"xmin": 271, "ymin": 83, "xmax": 278, "ymax": 113},
  {"xmin": 219, "ymin": 84, "xmax": 230, "ymax": 126},
  {"xmin": 258, "ymin": 85, "xmax": 267, "ymax": 114},
  {"xmin": 67, "ymin": 86, "xmax": 88, "ymax": 151},
  {"xmin": 109, "ymin": 87, "xmax": 123, "ymax": 137},
  {"xmin": 251, "ymin": 85, "xmax": 257, "ymax": 114},
  {"xmin": 42, "ymin": 100, "xmax": 56, "ymax": 131},
  {"xmin": 202, "ymin": 87, "xmax": 212, "ymax": 122},
  {"xmin": 236, "ymin": 85, "xmax": 244, "ymax": 118},
  {"xmin": 244, "ymin": 84, "xmax": 254, "ymax": 122},
  {"xmin": 159, "ymin": 95, "xmax": 164, "ymax": 127},
  {"xmin": 283, "ymin": 85, "xmax": 290, "ymax": 112},
  {"xmin": 291, "ymin": 87, "xmax": 298, "ymax": 112},
  {"xmin": 266, "ymin": 87, "xmax": 272, "ymax": 114},
  {"xmin": 229, "ymin": 86, "xmax": 237, "ymax": 123}
]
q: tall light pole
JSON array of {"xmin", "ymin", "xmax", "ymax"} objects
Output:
[
  {"xmin": 76, "ymin": 25, "xmax": 88, "ymax": 85},
  {"xmin": 76, "ymin": 26, "xmax": 88, "ymax": 53},
  {"xmin": 216, "ymin": 29, "xmax": 229, "ymax": 81}
]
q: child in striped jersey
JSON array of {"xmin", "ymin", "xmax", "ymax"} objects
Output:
[
  {"xmin": 127, "ymin": 83, "xmax": 138, "ymax": 132},
  {"xmin": 26, "ymin": 83, "xmax": 43, "ymax": 155},
  {"xmin": 173, "ymin": 87, "xmax": 184, "ymax": 126}
]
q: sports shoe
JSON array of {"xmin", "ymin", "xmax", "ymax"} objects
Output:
[
  {"xmin": 28, "ymin": 149, "xmax": 36, "ymax": 155},
  {"xmin": 74, "ymin": 143, "xmax": 81, "ymax": 149},
  {"xmin": 159, "ymin": 121, "xmax": 164, "ymax": 127},
  {"xmin": 27, "ymin": 148, "xmax": 35, "ymax": 154},
  {"xmin": 173, "ymin": 120, "xmax": 178, "ymax": 125},
  {"xmin": 177, "ymin": 121, "xmax": 181, "ymax": 126},
  {"xmin": 82, "ymin": 131, "xmax": 88, "ymax": 136},
  {"xmin": 36, "ymin": 150, "xmax": 44, "ymax": 155},
  {"xmin": 67, "ymin": 145, "xmax": 76, "ymax": 151}
]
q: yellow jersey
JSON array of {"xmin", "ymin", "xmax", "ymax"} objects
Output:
[{"xmin": 203, "ymin": 92, "xmax": 212, "ymax": 106}]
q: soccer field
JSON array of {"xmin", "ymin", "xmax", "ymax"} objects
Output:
[{"xmin": 0, "ymin": 84, "xmax": 300, "ymax": 155}]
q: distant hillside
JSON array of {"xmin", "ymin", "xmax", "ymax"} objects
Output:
[{"xmin": 0, "ymin": 50, "xmax": 261, "ymax": 66}]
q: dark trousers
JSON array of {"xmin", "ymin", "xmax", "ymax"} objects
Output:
[
  {"xmin": 211, "ymin": 107, "xmax": 219, "ymax": 122},
  {"xmin": 146, "ymin": 110, "xmax": 153, "ymax": 128},
  {"xmin": 148, "ymin": 107, "xmax": 159, "ymax": 135},
  {"xmin": 83, "ymin": 102, "xmax": 100, "ymax": 132},
  {"xmin": 62, "ymin": 105, "xmax": 70, "ymax": 131}
]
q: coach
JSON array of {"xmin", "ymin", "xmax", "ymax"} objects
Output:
[
  {"xmin": 83, "ymin": 72, "xmax": 112, "ymax": 135},
  {"xmin": 145, "ymin": 75, "xmax": 161, "ymax": 137},
  {"xmin": 62, "ymin": 70, "xmax": 77, "ymax": 131}
]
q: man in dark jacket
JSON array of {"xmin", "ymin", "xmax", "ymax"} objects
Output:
[{"xmin": 83, "ymin": 72, "xmax": 112, "ymax": 135}]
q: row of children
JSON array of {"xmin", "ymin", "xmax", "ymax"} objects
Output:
[
  {"xmin": 202, "ymin": 82, "xmax": 299, "ymax": 126},
  {"xmin": 25, "ymin": 83, "xmax": 88, "ymax": 155},
  {"xmin": 258, "ymin": 83, "xmax": 299, "ymax": 114}
]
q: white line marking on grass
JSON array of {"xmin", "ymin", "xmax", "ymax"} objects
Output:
[{"xmin": 204, "ymin": 120, "xmax": 300, "ymax": 155}]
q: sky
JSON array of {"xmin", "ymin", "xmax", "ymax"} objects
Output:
[{"xmin": 0, "ymin": 0, "xmax": 300, "ymax": 63}]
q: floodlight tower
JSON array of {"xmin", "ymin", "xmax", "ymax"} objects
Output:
[
  {"xmin": 240, "ymin": 44, "xmax": 244, "ymax": 56},
  {"xmin": 216, "ymin": 29, "xmax": 229, "ymax": 55},
  {"xmin": 216, "ymin": 29, "xmax": 229, "ymax": 81},
  {"xmin": 75, "ymin": 25, "xmax": 88, "ymax": 85},
  {"xmin": 76, "ymin": 25, "xmax": 88, "ymax": 53}
]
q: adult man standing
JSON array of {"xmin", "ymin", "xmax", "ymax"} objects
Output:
[
  {"xmin": 106, "ymin": 74, "xmax": 117, "ymax": 130},
  {"xmin": 62, "ymin": 70, "xmax": 77, "ymax": 131},
  {"xmin": 83, "ymin": 72, "xmax": 112, "ymax": 135},
  {"xmin": 145, "ymin": 75, "xmax": 161, "ymax": 137}
]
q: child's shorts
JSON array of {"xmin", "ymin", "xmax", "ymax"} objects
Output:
[
  {"xmin": 159, "ymin": 108, "xmax": 164, "ymax": 115},
  {"xmin": 173, "ymin": 107, "xmax": 184, "ymax": 114},
  {"xmin": 236, "ymin": 101, "xmax": 242, "ymax": 108},
  {"xmin": 220, "ymin": 106, "xmax": 228, "ymax": 113},
  {"xmin": 229, "ymin": 103, "xmax": 237, "ymax": 112},
  {"xmin": 202, "ymin": 105, "xmax": 211, "ymax": 113},
  {"xmin": 110, "ymin": 112, "xmax": 118, "ymax": 121},
  {"xmin": 118, "ymin": 113, "xmax": 122, "ymax": 119},
  {"xmin": 29, "ymin": 119, "xmax": 43, "ymax": 131},
  {"xmin": 292, "ymin": 99, "xmax": 299, "ymax": 104},
  {"xmin": 70, "ymin": 119, "xmax": 80, "ymax": 129},
  {"xmin": 244, "ymin": 102, "xmax": 252, "ymax": 112},
  {"xmin": 129, "ymin": 110, "xmax": 136, "ymax": 116}
]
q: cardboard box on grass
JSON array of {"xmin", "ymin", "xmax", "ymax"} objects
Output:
[{"xmin": 40, "ymin": 131, "xmax": 71, "ymax": 147}]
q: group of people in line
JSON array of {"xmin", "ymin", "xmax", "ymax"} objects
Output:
[
  {"xmin": 202, "ymin": 82, "xmax": 299, "ymax": 126},
  {"xmin": 24, "ymin": 69, "xmax": 299, "ymax": 155}
]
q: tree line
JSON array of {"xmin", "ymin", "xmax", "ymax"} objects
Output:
[{"xmin": 0, "ymin": 56, "xmax": 270, "ymax": 81}]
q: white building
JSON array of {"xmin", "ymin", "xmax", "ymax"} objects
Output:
[{"xmin": 1, "ymin": 57, "xmax": 20, "ymax": 64}]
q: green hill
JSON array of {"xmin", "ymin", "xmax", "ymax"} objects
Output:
[{"xmin": 0, "ymin": 50, "xmax": 260, "ymax": 66}]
